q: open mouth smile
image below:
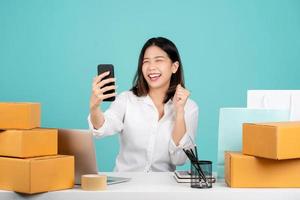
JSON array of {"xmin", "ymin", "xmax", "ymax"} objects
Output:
[{"xmin": 148, "ymin": 73, "xmax": 161, "ymax": 81}]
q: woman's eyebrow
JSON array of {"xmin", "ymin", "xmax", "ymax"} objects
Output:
[
  {"xmin": 154, "ymin": 56, "xmax": 165, "ymax": 59},
  {"xmin": 143, "ymin": 55, "xmax": 166, "ymax": 60}
]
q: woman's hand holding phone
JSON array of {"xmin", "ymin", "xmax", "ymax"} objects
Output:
[{"xmin": 90, "ymin": 71, "xmax": 116, "ymax": 111}]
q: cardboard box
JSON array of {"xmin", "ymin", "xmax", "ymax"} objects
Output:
[
  {"xmin": 0, "ymin": 155, "xmax": 74, "ymax": 194},
  {"xmin": 0, "ymin": 102, "xmax": 40, "ymax": 129},
  {"xmin": 243, "ymin": 121, "xmax": 300, "ymax": 159},
  {"xmin": 225, "ymin": 152, "xmax": 300, "ymax": 188},
  {"xmin": 0, "ymin": 128, "xmax": 57, "ymax": 158}
]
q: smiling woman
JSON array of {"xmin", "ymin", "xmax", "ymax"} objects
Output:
[{"xmin": 88, "ymin": 37, "xmax": 199, "ymax": 172}]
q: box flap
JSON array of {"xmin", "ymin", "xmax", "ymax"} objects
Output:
[
  {"xmin": 28, "ymin": 155, "xmax": 70, "ymax": 161},
  {"xmin": 246, "ymin": 121, "xmax": 300, "ymax": 128}
]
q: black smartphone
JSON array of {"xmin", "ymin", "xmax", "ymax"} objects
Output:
[{"xmin": 97, "ymin": 64, "xmax": 115, "ymax": 101}]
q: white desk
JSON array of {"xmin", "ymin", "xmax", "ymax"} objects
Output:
[{"xmin": 1, "ymin": 172, "xmax": 300, "ymax": 200}]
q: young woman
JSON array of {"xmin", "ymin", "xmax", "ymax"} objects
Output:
[{"xmin": 88, "ymin": 37, "xmax": 198, "ymax": 172}]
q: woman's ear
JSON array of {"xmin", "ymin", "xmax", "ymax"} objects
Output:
[{"xmin": 171, "ymin": 61, "xmax": 179, "ymax": 74}]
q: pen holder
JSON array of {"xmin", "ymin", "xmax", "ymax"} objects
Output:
[{"xmin": 190, "ymin": 160, "xmax": 212, "ymax": 188}]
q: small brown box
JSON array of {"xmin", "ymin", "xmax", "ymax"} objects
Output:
[
  {"xmin": 0, "ymin": 102, "xmax": 40, "ymax": 129},
  {"xmin": 0, "ymin": 128, "xmax": 57, "ymax": 158},
  {"xmin": 243, "ymin": 121, "xmax": 300, "ymax": 160}
]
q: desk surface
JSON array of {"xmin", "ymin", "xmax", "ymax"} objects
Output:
[{"xmin": 1, "ymin": 172, "xmax": 300, "ymax": 200}]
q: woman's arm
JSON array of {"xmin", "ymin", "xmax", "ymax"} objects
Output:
[
  {"xmin": 172, "ymin": 108, "xmax": 186, "ymax": 145},
  {"xmin": 171, "ymin": 84, "xmax": 189, "ymax": 145},
  {"xmin": 89, "ymin": 71, "xmax": 116, "ymax": 129},
  {"xmin": 169, "ymin": 84, "xmax": 199, "ymax": 166},
  {"xmin": 88, "ymin": 71, "xmax": 127, "ymax": 138}
]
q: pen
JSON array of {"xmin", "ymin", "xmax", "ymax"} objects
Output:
[
  {"xmin": 187, "ymin": 135, "xmax": 209, "ymax": 187},
  {"xmin": 183, "ymin": 149, "xmax": 207, "ymax": 185}
]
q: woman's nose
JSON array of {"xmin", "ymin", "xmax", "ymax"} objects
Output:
[{"xmin": 148, "ymin": 61, "xmax": 157, "ymax": 69}]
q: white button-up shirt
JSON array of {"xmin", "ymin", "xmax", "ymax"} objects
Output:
[{"xmin": 88, "ymin": 91, "xmax": 199, "ymax": 172}]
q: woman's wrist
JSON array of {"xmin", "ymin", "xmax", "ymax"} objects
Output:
[
  {"xmin": 89, "ymin": 107, "xmax": 104, "ymax": 129},
  {"xmin": 90, "ymin": 103, "xmax": 102, "ymax": 113},
  {"xmin": 90, "ymin": 106, "xmax": 98, "ymax": 114},
  {"xmin": 175, "ymin": 108, "xmax": 185, "ymax": 119}
]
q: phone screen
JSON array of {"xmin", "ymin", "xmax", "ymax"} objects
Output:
[{"xmin": 97, "ymin": 64, "xmax": 115, "ymax": 101}]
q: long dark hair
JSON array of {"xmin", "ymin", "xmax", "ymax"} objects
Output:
[{"xmin": 131, "ymin": 37, "xmax": 185, "ymax": 103}]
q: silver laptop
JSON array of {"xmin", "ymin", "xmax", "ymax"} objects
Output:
[{"xmin": 58, "ymin": 129, "xmax": 130, "ymax": 185}]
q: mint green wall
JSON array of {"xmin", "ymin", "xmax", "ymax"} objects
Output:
[{"xmin": 1, "ymin": 0, "xmax": 300, "ymax": 172}]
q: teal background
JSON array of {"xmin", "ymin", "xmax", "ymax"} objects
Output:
[{"xmin": 1, "ymin": 0, "xmax": 300, "ymax": 172}]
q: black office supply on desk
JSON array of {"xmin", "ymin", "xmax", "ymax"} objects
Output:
[
  {"xmin": 182, "ymin": 136, "xmax": 213, "ymax": 188},
  {"xmin": 183, "ymin": 149, "xmax": 208, "ymax": 184}
]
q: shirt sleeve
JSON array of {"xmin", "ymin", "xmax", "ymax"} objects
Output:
[
  {"xmin": 169, "ymin": 102, "xmax": 199, "ymax": 166},
  {"xmin": 87, "ymin": 92, "xmax": 128, "ymax": 139}
]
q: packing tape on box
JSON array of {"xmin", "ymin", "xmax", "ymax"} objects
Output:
[{"xmin": 81, "ymin": 174, "xmax": 107, "ymax": 191}]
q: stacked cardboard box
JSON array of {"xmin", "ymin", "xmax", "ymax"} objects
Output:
[
  {"xmin": 225, "ymin": 121, "xmax": 300, "ymax": 188},
  {"xmin": 0, "ymin": 102, "xmax": 74, "ymax": 194}
]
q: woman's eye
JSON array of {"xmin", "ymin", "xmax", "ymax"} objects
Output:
[{"xmin": 143, "ymin": 60, "xmax": 149, "ymax": 64}]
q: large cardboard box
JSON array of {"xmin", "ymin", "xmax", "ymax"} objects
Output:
[
  {"xmin": 0, "ymin": 102, "xmax": 41, "ymax": 129},
  {"xmin": 243, "ymin": 121, "xmax": 300, "ymax": 160},
  {"xmin": 225, "ymin": 152, "xmax": 300, "ymax": 188},
  {"xmin": 0, "ymin": 155, "xmax": 74, "ymax": 194},
  {"xmin": 0, "ymin": 128, "xmax": 57, "ymax": 158}
]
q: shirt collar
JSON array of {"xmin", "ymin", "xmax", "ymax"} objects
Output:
[{"xmin": 137, "ymin": 94, "xmax": 173, "ymax": 107}]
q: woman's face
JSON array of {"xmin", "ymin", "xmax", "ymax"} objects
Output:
[{"xmin": 142, "ymin": 45, "xmax": 179, "ymax": 91}]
